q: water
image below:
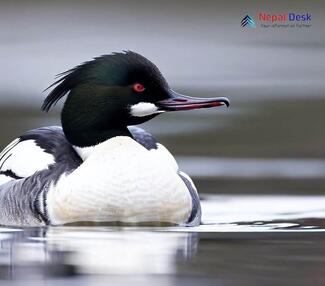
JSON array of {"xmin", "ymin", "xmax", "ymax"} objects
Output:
[
  {"xmin": 178, "ymin": 157, "xmax": 325, "ymax": 179},
  {"xmin": 1, "ymin": 195, "xmax": 325, "ymax": 285}
]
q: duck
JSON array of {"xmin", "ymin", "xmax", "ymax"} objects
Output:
[{"xmin": 0, "ymin": 51, "xmax": 229, "ymax": 227}]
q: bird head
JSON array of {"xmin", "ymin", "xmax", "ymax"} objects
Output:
[{"xmin": 43, "ymin": 51, "xmax": 229, "ymax": 146}]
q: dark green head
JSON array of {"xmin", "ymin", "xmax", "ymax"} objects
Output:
[{"xmin": 43, "ymin": 51, "xmax": 229, "ymax": 147}]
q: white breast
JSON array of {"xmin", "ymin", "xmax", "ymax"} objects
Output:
[{"xmin": 47, "ymin": 137, "xmax": 192, "ymax": 225}]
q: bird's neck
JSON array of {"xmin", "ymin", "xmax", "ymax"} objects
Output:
[
  {"xmin": 63, "ymin": 126, "xmax": 132, "ymax": 148},
  {"xmin": 61, "ymin": 107, "xmax": 132, "ymax": 147}
]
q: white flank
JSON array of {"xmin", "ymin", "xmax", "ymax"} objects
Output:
[
  {"xmin": 47, "ymin": 137, "xmax": 192, "ymax": 225},
  {"xmin": 0, "ymin": 139, "xmax": 55, "ymax": 178},
  {"xmin": 130, "ymin": 102, "xmax": 159, "ymax": 117}
]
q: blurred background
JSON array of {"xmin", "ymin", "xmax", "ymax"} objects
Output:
[
  {"xmin": 1, "ymin": 1, "xmax": 325, "ymax": 285},
  {"xmin": 1, "ymin": 0, "xmax": 324, "ymax": 195}
]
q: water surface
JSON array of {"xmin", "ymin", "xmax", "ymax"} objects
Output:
[{"xmin": 1, "ymin": 195, "xmax": 325, "ymax": 286}]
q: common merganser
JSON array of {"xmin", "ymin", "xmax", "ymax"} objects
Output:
[{"xmin": 0, "ymin": 51, "xmax": 229, "ymax": 226}]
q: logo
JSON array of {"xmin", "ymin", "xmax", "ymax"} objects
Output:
[
  {"xmin": 241, "ymin": 15, "xmax": 256, "ymax": 28},
  {"xmin": 241, "ymin": 13, "xmax": 312, "ymax": 29},
  {"xmin": 259, "ymin": 12, "xmax": 312, "ymax": 23}
]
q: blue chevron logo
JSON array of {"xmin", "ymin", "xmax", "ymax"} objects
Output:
[{"xmin": 241, "ymin": 15, "xmax": 256, "ymax": 28}]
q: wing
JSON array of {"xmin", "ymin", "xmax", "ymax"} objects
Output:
[
  {"xmin": 0, "ymin": 126, "xmax": 82, "ymax": 226},
  {"xmin": 0, "ymin": 126, "xmax": 81, "ymax": 185},
  {"xmin": 129, "ymin": 126, "xmax": 201, "ymax": 226},
  {"xmin": 128, "ymin": 126, "xmax": 158, "ymax": 150}
]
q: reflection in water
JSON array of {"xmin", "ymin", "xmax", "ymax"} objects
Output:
[
  {"xmin": 0, "ymin": 228, "xmax": 75, "ymax": 279},
  {"xmin": 1, "ymin": 196, "xmax": 325, "ymax": 285},
  {"xmin": 0, "ymin": 227, "xmax": 198, "ymax": 279},
  {"xmin": 41, "ymin": 229, "xmax": 197, "ymax": 275}
]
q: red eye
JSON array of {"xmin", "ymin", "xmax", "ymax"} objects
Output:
[{"xmin": 133, "ymin": 83, "xmax": 145, "ymax": 93}]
